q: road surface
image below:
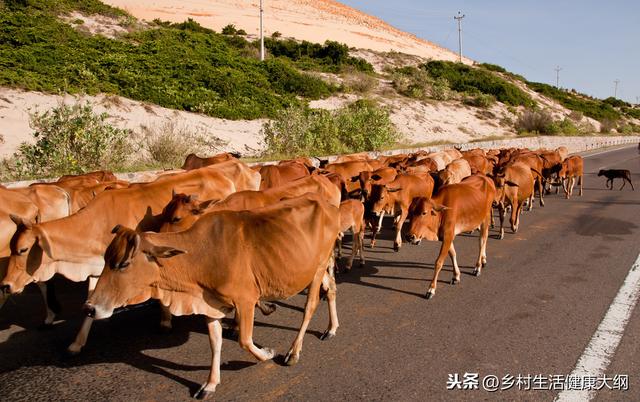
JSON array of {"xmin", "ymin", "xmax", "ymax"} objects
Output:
[{"xmin": 0, "ymin": 145, "xmax": 639, "ymax": 401}]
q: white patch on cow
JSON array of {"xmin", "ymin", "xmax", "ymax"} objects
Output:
[{"xmin": 555, "ymin": 252, "xmax": 640, "ymax": 402}]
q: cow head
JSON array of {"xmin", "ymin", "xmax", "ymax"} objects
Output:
[
  {"xmin": 367, "ymin": 184, "xmax": 401, "ymax": 217},
  {"xmin": 597, "ymin": 169, "xmax": 605, "ymax": 177},
  {"xmin": 84, "ymin": 225, "xmax": 185, "ymax": 320},
  {"xmin": 491, "ymin": 173, "xmax": 519, "ymax": 204},
  {"xmin": 160, "ymin": 193, "xmax": 213, "ymax": 233},
  {"xmin": 405, "ymin": 198, "xmax": 449, "ymax": 244},
  {"xmin": 1, "ymin": 215, "xmax": 53, "ymax": 295},
  {"xmin": 351, "ymin": 172, "xmax": 384, "ymax": 200}
]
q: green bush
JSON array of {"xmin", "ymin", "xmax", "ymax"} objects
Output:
[
  {"xmin": 422, "ymin": 61, "xmax": 534, "ymax": 107},
  {"xmin": 263, "ymin": 38, "xmax": 374, "ymax": 73},
  {"xmin": 463, "ymin": 93, "xmax": 496, "ymax": 108},
  {"xmin": 343, "ymin": 72, "xmax": 378, "ymax": 94},
  {"xmin": 515, "ymin": 109, "xmax": 556, "ymax": 135},
  {"xmin": 138, "ymin": 122, "xmax": 227, "ymax": 169},
  {"xmin": 391, "ymin": 67, "xmax": 450, "ymax": 100},
  {"xmin": 0, "ymin": 5, "xmax": 340, "ymax": 120},
  {"xmin": 261, "ymin": 100, "xmax": 399, "ymax": 157},
  {"xmin": 526, "ymin": 82, "xmax": 621, "ymax": 121},
  {"xmin": 221, "ymin": 24, "xmax": 237, "ymax": 35},
  {"xmin": 10, "ymin": 104, "xmax": 132, "ymax": 179}
]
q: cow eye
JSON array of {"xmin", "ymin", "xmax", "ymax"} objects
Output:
[
  {"xmin": 18, "ymin": 247, "xmax": 28, "ymax": 254},
  {"xmin": 421, "ymin": 212, "xmax": 427, "ymax": 216},
  {"xmin": 118, "ymin": 261, "xmax": 130, "ymax": 269},
  {"xmin": 171, "ymin": 217, "xmax": 181, "ymax": 223}
]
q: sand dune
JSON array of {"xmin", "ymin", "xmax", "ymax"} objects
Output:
[{"xmin": 102, "ymin": 0, "xmax": 470, "ymax": 63}]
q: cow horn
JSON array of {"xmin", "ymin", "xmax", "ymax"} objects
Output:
[{"xmin": 111, "ymin": 224, "xmax": 122, "ymax": 234}]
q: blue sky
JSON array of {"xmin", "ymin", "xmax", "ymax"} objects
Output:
[{"xmin": 339, "ymin": 1, "xmax": 640, "ymax": 104}]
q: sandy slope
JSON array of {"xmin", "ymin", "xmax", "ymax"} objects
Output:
[{"xmin": 101, "ymin": 0, "xmax": 470, "ymax": 63}]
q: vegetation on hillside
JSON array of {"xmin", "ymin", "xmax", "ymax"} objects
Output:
[
  {"xmin": 0, "ymin": 0, "xmax": 373, "ymax": 120},
  {"xmin": 261, "ymin": 100, "xmax": 399, "ymax": 158}
]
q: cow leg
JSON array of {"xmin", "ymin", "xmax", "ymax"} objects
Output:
[
  {"xmin": 159, "ymin": 305, "xmax": 173, "ymax": 332},
  {"xmin": 237, "ymin": 300, "xmax": 275, "ymax": 362},
  {"xmin": 358, "ymin": 230, "xmax": 366, "ymax": 267},
  {"xmin": 336, "ymin": 232, "xmax": 343, "ymax": 258},
  {"xmin": 579, "ymin": 175, "xmax": 583, "ymax": 196},
  {"xmin": 527, "ymin": 192, "xmax": 534, "ymax": 211},
  {"xmin": 608, "ymin": 178, "xmax": 613, "ymax": 190},
  {"xmin": 285, "ymin": 267, "xmax": 324, "ymax": 365},
  {"xmin": 475, "ymin": 215, "xmax": 490, "ymax": 275},
  {"xmin": 393, "ymin": 209, "xmax": 408, "ymax": 252},
  {"xmin": 537, "ymin": 178, "xmax": 545, "ymax": 207},
  {"xmin": 448, "ymin": 243, "xmax": 461, "ymax": 285},
  {"xmin": 490, "ymin": 206, "xmax": 495, "ymax": 228},
  {"xmin": 37, "ymin": 282, "xmax": 60, "ymax": 327},
  {"xmin": 627, "ymin": 177, "xmax": 635, "ymax": 191},
  {"xmin": 193, "ymin": 317, "xmax": 223, "ymax": 399},
  {"xmin": 68, "ymin": 276, "xmax": 99, "ymax": 355},
  {"xmin": 620, "ymin": 178, "xmax": 626, "ymax": 191},
  {"xmin": 426, "ymin": 235, "xmax": 453, "ymax": 300},
  {"xmin": 345, "ymin": 229, "xmax": 356, "ymax": 270},
  {"xmin": 320, "ymin": 262, "xmax": 339, "ymax": 340},
  {"xmin": 498, "ymin": 203, "xmax": 505, "ymax": 240},
  {"xmin": 510, "ymin": 200, "xmax": 519, "ymax": 233}
]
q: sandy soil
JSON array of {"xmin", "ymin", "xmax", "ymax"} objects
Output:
[
  {"xmin": 0, "ymin": 88, "xmax": 265, "ymax": 158},
  {"xmin": 101, "ymin": 0, "xmax": 471, "ymax": 64}
]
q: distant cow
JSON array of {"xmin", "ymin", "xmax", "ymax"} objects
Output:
[
  {"xmin": 181, "ymin": 152, "xmax": 241, "ymax": 170},
  {"xmin": 558, "ymin": 156, "xmax": 584, "ymax": 198},
  {"xmin": 406, "ymin": 175, "xmax": 496, "ymax": 299},
  {"xmin": 337, "ymin": 199, "xmax": 365, "ymax": 270},
  {"xmin": 598, "ymin": 169, "xmax": 634, "ymax": 191}
]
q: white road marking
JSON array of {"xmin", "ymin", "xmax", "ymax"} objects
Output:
[{"xmin": 555, "ymin": 253, "xmax": 640, "ymax": 402}]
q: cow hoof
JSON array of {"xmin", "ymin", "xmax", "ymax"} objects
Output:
[
  {"xmin": 424, "ymin": 290, "xmax": 435, "ymax": 300},
  {"xmin": 320, "ymin": 330, "xmax": 336, "ymax": 341},
  {"xmin": 473, "ymin": 269, "xmax": 481, "ymax": 277},
  {"xmin": 393, "ymin": 244, "xmax": 400, "ymax": 252},
  {"xmin": 66, "ymin": 345, "xmax": 82, "ymax": 357},
  {"xmin": 284, "ymin": 351, "xmax": 299, "ymax": 366},
  {"xmin": 359, "ymin": 261, "xmax": 365, "ymax": 267},
  {"xmin": 499, "ymin": 233, "xmax": 504, "ymax": 240},
  {"xmin": 261, "ymin": 303, "xmax": 277, "ymax": 316},
  {"xmin": 193, "ymin": 384, "xmax": 216, "ymax": 400},
  {"xmin": 451, "ymin": 278, "xmax": 459, "ymax": 285}
]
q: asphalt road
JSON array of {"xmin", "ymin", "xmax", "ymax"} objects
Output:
[{"xmin": 1, "ymin": 145, "xmax": 639, "ymax": 401}]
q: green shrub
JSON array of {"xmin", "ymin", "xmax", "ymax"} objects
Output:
[
  {"xmin": 526, "ymin": 82, "xmax": 620, "ymax": 121},
  {"xmin": 422, "ymin": 61, "xmax": 534, "ymax": 107},
  {"xmin": 138, "ymin": 122, "xmax": 227, "ymax": 168},
  {"xmin": 10, "ymin": 104, "xmax": 132, "ymax": 179},
  {"xmin": 515, "ymin": 109, "xmax": 556, "ymax": 135},
  {"xmin": 391, "ymin": 67, "xmax": 449, "ymax": 100},
  {"xmin": 463, "ymin": 93, "xmax": 496, "ymax": 108},
  {"xmin": 343, "ymin": 72, "xmax": 378, "ymax": 94},
  {"xmin": 261, "ymin": 100, "xmax": 399, "ymax": 157},
  {"xmin": 271, "ymin": 31, "xmax": 282, "ymax": 38},
  {"xmin": 599, "ymin": 119, "xmax": 617, "ymax": 133},
  {"xmin": 236, "ymin": 29, "xmax": 247, "ymax": 36},
  {"xmin": 603, "ymin": 97, "xmax": 629, "ymax": 108},
  {"xmin": 221, "ymin": 24, "xmax": 237, "ymax": 35}
]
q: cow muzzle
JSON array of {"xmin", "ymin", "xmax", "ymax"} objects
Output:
[
  {"xmin": 406, "ymin": 234, "xmax": 421, "ymax": 245},
  {"xmin": 83, "ymin": 303, "xmax": 96, "ymax": 318}
]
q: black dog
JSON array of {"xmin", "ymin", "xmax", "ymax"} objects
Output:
[{"xmin": 598, "ymin": 169, "xmax": 635, "ymax": 191}]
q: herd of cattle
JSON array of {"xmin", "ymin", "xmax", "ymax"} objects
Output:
[{"xmin": 0, "ymin": 146, "xmax": 587, "ymax": 398}]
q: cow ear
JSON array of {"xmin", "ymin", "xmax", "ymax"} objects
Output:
[
  {"xmin": 111, "ymin": 224, "xmax": 122, "ymax": 234},
  {"xmin": 505, "ymin": 181, "xmax": 519, "ymax": 187},
  {"xmin": 193, "ymin": 199, "xmax": 215, "ymax": 214},
  {"xmin": 387, "ymin": 187, "xmax": 402, "ymax": 193},
  {"xmin": 371, "ymin": 174, "xmax": 382, "ymax": 181},
  {"xmin": 145, "ymin": 245, "xmax": 186, "ymax": 259},
  {"xmin": 10, "ymin": 214, "xmax": 32, "ymax": 229},
  {"xmin": 432, "ymin": 203, "xmax": 450, "ymax": 213},
  {"xmin": 35, "ymin": 228, "xmax": 54, "ymax": 259}
]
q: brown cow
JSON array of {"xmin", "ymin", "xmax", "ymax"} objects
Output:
[
  {"xmin": 58, "ymin": 170, "xmax": 118, "ymax": 183},
  {"xmin": 159, "ymin": 175, "xmax": 340, "ymax": 233},
  {"xmin": 406, "ymin": 175, "xmax": 496, "ymax": 299},
  {"xmin": 10, "ymin": 184, "xmax": 71, "ymax": 223},
  {"xmin": 351, "ymin": 167, "xmax": 398, "ymax": 200},
  {"xmin": 2, "ymin": 168, "xmax": 236, "ymax": 354},
  {"xmin": 558, "ymin": 156, "xmax": 584, "ymax": 198},
  {"xmin": 84, "ymin": 193, "xmax": 340, "ymax": 398},
  {"xmin": 181, "ymin": 152, "xmax": 241, "ymax": 170},
  {"xmin": 324, "ymin": 160, "xmax": 377, "ymax": 193},
  {"xmin": 437, "ymin": 159, "xmax": 472, "ymax": 188},
  {"xmin": 259, "ymin": 162, "xmax": 310, "ymax": 190},
  {"xmin": 337, "ymin": 199, "xmax": 365, "ymax": 270},
  {"xmin": 462, "ymin": 153, "xmax": 492, "ymax": 175},
  {"xmin": 493, "ymin": 163, "xmax": 535, "ymax": 239},
  {"xmin": 367, "ymin": 174, "xmax": 434, "ymax": 251},
  {"xmin": 508, "ymin": 152, "xmax": 545, "ymax": 207}
]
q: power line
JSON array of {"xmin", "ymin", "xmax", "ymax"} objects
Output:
[
  {"xmin": 554, "ymin": 66, "xmax": 562, "ymax": 88},
  {"xmin": 614, "ymin": 79, "xmax": 620, "ymax": 98},
  {"xmin": 454, "ymin": 11, "xmax": 465, "ymax": 62}
]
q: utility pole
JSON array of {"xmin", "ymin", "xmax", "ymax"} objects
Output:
[
  {"xmin": 554, "ymin": 66, "xmax": 562, "ymax": 88},
  {"xmin": 259, "ymin": 0, "xmax": 265, "ymax": 61},
  {"xmin": 614, "ymin": 79, "xmax": 620, "ymax": 98},
  {"xmin": 454, "ymin": 11, "xmax": 465, "ymax": 63}
]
